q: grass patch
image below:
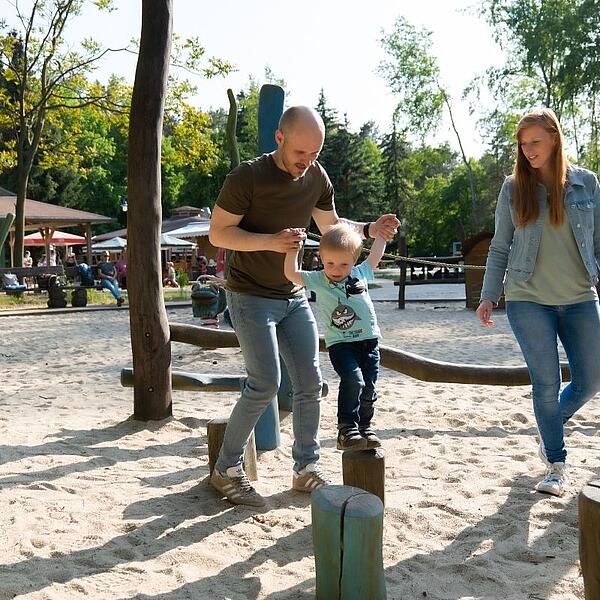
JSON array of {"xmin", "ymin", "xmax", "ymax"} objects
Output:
[{"xmin": 0, "ymin": 286, "xmax": 193, "ymax": 311}]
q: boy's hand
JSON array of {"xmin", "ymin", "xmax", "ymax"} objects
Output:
[
  {"xmin": 476, "ymin": 300, "xmax": 494, "ymax": 328},
  {"xmin": 271, "ymin": 228, "xmax": 306, "ymax": 253}
]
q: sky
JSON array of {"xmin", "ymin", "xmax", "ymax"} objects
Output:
[{"xmin": 7, "ymin": 0, "xmax": 506, "ymax": 158}]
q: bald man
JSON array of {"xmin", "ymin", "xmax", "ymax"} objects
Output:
[{"xmin": 209, "ymin": 105, "xmax": 399, "ymax": 507}]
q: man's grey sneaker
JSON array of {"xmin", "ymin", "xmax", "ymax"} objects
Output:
[
  {"xmin": 211, "ymin": 465, "xmax": 266, "ymax": 507},
  {"xmin": 536, "ymin": 462, "xmax": 567, "ymax": 497},
  {"xmin": 292, "ymin": 462, "xmax": 331, "ymax": 493},
  {"xmin": 337, "ymin": 426, "xmax": 368, "ymax": 450},
  {"xmin": 360, "ymin": 427, "xmax": 382, "ymax": 449}
]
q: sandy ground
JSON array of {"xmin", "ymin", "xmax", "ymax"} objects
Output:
[{"xmin": 0, "ymin": 299, "xmax": 598, "ymax": 599}]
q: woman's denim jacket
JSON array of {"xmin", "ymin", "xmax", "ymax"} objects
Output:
[{"xmin": 481, "ymin": 165, "xmax": 600, "ymax": 304}]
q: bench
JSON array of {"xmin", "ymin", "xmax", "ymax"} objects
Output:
[{"xmin": 0, "ymin": 266, "xmax": 66, "ymax": 294}]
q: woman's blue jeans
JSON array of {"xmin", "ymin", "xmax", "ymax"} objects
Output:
[
  {"xmin": 328, "ymin": 339, "xmax": 380, "ymax": 430},
  {"xmin": 506, "ymin": 300, "xmax": 600, "ymax": 464},
  {"xmin": 215, "ymin": 291, "xmax": 322, "ymax": 474}
]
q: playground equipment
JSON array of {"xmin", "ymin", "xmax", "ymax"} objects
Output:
[
  {"xmin": 312, "ymin": 485, "xmax": 386, "ymax": 599},
  {"xmin": 579, "ymin": 480, "xmax": 600, "ymax": 599},
  {"xmin": 164, "ymin": 322, "xmax": 571, "ymax": 387}
]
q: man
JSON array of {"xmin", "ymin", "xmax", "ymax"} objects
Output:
[
  {"xmin": 98, "ymin": 251, "xmax": 125, "ymax": 307},
  {"xmin": 209, "ymin": 106, "xmax": 399, "ymax": 507}
]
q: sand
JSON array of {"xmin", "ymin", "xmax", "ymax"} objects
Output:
[{"xmin": 0, "ymin": 300, "xmax": 598, "ymax": 599}]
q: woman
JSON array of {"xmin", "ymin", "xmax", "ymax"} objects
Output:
[{"xmin": 477, "ymin": 108, "xmax": 600, "ymax": 497}]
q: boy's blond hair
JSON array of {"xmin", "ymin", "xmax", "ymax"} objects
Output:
[{"xmin": 319, "ymin": 223, "xmax": 362, "ymax": 262}]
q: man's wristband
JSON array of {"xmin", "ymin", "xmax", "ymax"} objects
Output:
[{"xmin": 363, "ymin": 222, "xmax": 372, "ymax": 239}]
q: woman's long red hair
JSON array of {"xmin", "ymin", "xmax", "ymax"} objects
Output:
[{"xmin": 513, "ymin": 108, "xmax": 568, "ymax": 227}]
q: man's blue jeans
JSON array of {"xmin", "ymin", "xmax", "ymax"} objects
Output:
[
  {"xmin": 506, "ymin": 300, "xmax": 600, "ymax": 464},
  {"xmin": 328, "ymin": 338, "xmax": 379, "ymax": 430},
  {"xmin": 215, "ymin": 291, "xmax": 322, "ymax": 474},
  {"xmin": 101, "ymin": 278, "xmax": 122, "ymax": 300}
]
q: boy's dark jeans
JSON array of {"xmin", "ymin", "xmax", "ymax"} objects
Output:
[{"xmin": 328, "ymin": 338, "xmax": 380, "ymax": 430}]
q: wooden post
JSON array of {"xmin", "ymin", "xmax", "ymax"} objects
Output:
[
  {"xmin": 397, "ymin": 235, "xmax": 407, "ymax": 310},
  {"xmin": 128, "ymin": 0, "xmax": 173, "ymax": 420},
  {"xmin": 207, "ymin": 418, "xmax": 258, "ymax": 481},
  {"xmin": 312, "ymin": 485, "xmax": 386, "ymax": 600},
  {"xmin": 579, "ymin": 480, "xmax": 600, "ymax": 599},
  {"xmin": 342, "ymin": 448, "xmax": 385, "ymax": 505}
]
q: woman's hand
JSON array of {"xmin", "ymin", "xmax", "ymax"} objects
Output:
[{"xmin": 476, "ymin": 299, "xmax": 495, "ymax": 328}]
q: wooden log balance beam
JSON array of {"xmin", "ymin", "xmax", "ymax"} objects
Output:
[
  {"xmin": 120, "ymin": 368, "xmax": 279, "ymax": 450},
  {"xmin": 169, "ymin": 323, "xmax": 572, "ymax": 386}
]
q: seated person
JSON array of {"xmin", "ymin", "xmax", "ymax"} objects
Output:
[
  {"xmin": 98, "ymin": 251, "xmax": 125, "ymax": 307},
  {"xmin": 115, "ymin": 252, "xmax": 127, "ymax": 289},
  {"xmin": 163, "ymin": 261, "xmax": 179, "ymax": 288}
]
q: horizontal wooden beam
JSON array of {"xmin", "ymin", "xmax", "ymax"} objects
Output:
[
  {"xmin": 168, "ymin": 323, "xmax": 571, "ymax": 387},
  {"xmin": 121, "ymin": 368, "xmax": 244, "ymax": 392}
]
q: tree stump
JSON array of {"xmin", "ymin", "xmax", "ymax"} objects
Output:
[
  {"xmin": 207, "ymin": 418, "xmax": 258, "ymax": 481},
  {"xmin": 579, "ymin": 480, "xmax": 600, "ymax": 599},
  {"xmin": 312, "ymin": 485, "xmax": 386, "ymax": 600},
  {"xmin": 342, "ymin": 448, "xmax": 385, "ymax": 505}
]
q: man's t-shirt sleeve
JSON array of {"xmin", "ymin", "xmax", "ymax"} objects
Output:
[{"xmin": 215, "ymin": 163, "xmax": 253, "ymax": 215}]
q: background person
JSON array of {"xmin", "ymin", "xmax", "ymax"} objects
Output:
[
  {"xmin": 476, "ymin": 107, "xmax": 600, "ymax": 497},
  {"xmin": 98, "ymin": 251, "xmax": 125, "ymax": 307},
  {"xmin": 208, "ymin": 105, "xmax": 399, "ymax": 507}
]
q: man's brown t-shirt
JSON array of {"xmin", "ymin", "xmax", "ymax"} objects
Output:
[{"xmin": 215, "ymin": 153, "xmax": 334, "ymax": 299}]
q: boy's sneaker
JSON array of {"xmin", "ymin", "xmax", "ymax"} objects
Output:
[
  {"xmin": 210, "ymin": 465, "xmax": 266, "ymax": 507},
  {"xmin": 360, "ymin": 427, "xmax": 382, "ymax": 449},
  {"xmin": 536, "ymin": 462, "xmax": 567, "ymax": 497},
  {"xmin": 292, "ymin": 462, "xmax": 331, "ymax": 493},
  {"xmin": 337, "ymin": 426, "xmax": 368, "ymax": 450}
]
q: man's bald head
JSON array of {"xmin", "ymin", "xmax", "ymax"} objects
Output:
[{"xmin": 278, "ymin": 106, "xmax": 325, "ymax": 137}]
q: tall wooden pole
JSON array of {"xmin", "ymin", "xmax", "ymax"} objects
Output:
[{"xmin": 127, "ymin": 0, "xmax": 173, "ymax": 420}]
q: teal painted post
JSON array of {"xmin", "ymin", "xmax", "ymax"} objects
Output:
[
  {"xmin": 258, "ymin": 84, "xmax": 285, "ymax": 154},
  {"xmin": 253, "ymin": 84, "xmax": 285, "ymax": 450},
  {"xmin": 254, "ymin": 396, "xmax": 281, "ymax": 451},
  {"xmin": 0, "ymin": 213, "xmax": 15, "ymax": 250},
  {"xmin": 312, "ymin": 485, "xmax": 386, "ymax": 600}
]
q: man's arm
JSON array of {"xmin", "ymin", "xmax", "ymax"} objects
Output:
[
  {"xmin": 283, "ymin": 249, "xmax": 305, "ymax": 286},
  {"xmin": 366, "ymin": 236, "xmax": 386, "ymax": 270},
  {"xmin": 312, "ymin": 208, "xmax": 400, "ymax": 241},
  {"xmin": 209, "ymin": 205, "xmax": 305, "ymax": 253}
]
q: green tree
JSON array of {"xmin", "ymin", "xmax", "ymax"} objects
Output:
[
  {"xmin": 379, "ymin": 16, "xmax": 480, "ymax": 228},
  {"xmin": 0, "ymin": 0, "xmax": 119, "ymax": 266},
  {"xmin": 480, "ymin": 0, "xmax": 600, "ymax": 170}
]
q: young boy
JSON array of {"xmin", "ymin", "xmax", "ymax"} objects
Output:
[{"xmin": 284, "ymin": 223, "xmax": 386, "ymax": 451}]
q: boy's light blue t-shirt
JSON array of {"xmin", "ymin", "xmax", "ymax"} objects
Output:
[{"xmin": 302, "ymin": 261, "xmax": 381, "ymax": 348}]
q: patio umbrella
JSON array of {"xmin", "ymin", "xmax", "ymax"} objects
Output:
[
  {"xmin": 160, "ymin": 233, "xmax": 197, "ymax": 249},
  {"xmin": 91, "ymin": 236, "xmax": 128, "ymax": 251},
  {"xmin": 24, "ymin": 230, "xmax": 86, "ymax": 246}
]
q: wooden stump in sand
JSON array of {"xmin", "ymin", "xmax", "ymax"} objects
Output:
[
  {"xmin": 342, "ymin": 448, "xmax": 386, "ymax": 505},
  {"xmin": 207, "ymin": 418, "xmax": 258, "ymax": 481},
  {"xmin": 579, "ymin": 480, "xmax": 600, "ymax": 599},
  {"xmin": 312, "ymin": 485, "xmax": 386, "ymax": 600}
]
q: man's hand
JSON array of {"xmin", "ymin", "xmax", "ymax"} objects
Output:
[
  {"xmin": 476, "ymin": 300, "xmax": 494, "ymax": 328},
  {"xmin": 270, "ymin": 228, "xmax": 306, "ymax": 253},
  {"xmin": 371, "ymin": 214, "xmax": 400, "ymax": 241}
]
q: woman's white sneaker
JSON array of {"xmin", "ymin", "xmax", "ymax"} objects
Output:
[{"xmin": 536, "ymin": 462, "xmax": 567, "ymax": 497}]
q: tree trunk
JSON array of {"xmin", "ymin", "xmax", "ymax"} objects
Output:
[{"xmin": 127, "ymin": 0, "xmax": 173, "ymax": 420}]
